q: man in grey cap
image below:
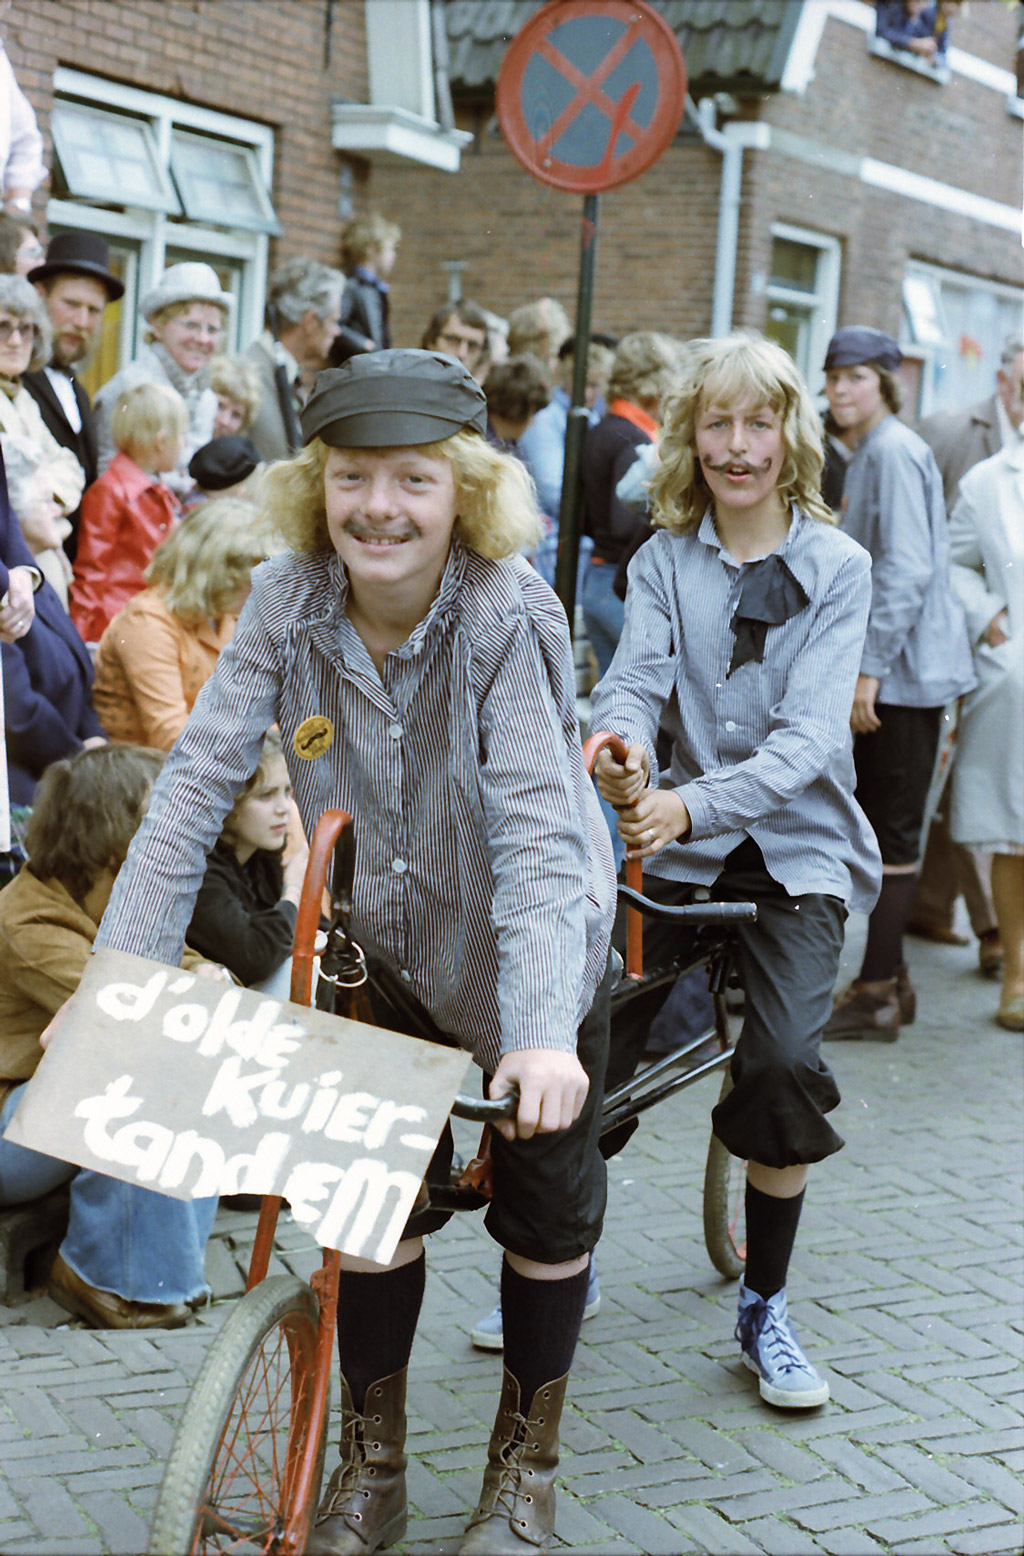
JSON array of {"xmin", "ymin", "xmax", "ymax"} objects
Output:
[
  {"xmin": 822, "ymin": 326, "xmax": 975, "ymax": 1041},
  {"xmin": 94, "ymin": 348, "xmax": 616, "ymax": 1555}
]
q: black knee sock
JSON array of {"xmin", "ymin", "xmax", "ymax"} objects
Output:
[
  {"xmin": 335, "ymin": 1254, "xmax": 425, "ymax": 1413},
  {"xmin": 500, "ymin": 1258, "xmax": 590, "ymax": 1409},
  {"xmin": 743, "ymin": 1184, "xmax": 804, "ymax": 1301},
  {"xmin": 859, "ymin": 872, "xmax": 919, "ymax": 983}
]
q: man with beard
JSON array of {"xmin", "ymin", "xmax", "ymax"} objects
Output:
[{"xmin": 22, "ymin": 231, "xmax": 124, "ymax": 558}]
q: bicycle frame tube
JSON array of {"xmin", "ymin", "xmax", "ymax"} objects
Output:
[{"xmin": 582, "ymin": 731, "xmax": 644, "ymax": 978}]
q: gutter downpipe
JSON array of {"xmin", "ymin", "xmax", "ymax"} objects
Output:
[{"xmin": 693, "ymin": 97, "xmax": 741, "ymax": 339}]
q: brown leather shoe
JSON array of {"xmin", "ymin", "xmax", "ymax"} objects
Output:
[
  {"xmin": 822, "ymin": 979, "xmax": 900, "ymax": 1042},
  {"xmin": 48, "ymin": 1252, "xmax": 190, "ymax": 1330},
  {"xmin": 459, "ymin": 1370, "xmax": 567, "ymax": 1553},
  {"xmin": 905, "ymin": 918, "xmax": 969, "ymax": 947},
  {"xmin": 309, "ymin": 1368, "xmax": 407, "ymax": 1555},
  {"xmin": 978, "ymin": 929, "xmax": 1004, "ymax": 980}
]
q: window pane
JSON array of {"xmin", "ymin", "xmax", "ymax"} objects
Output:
[
  {"xmin": 770, "ymin": 238, "xmax": 818, "ymax": 295},
  {"xmin": 51, "ymin": 102, "xmax": 181, "ymax": 213},
  {"xmin": 170, "ymin": 133, "xmax": 280, "ymax": 234},
  {"xmin": 765, "ymin": 304, "xmax": 809, "ymax": 380}
]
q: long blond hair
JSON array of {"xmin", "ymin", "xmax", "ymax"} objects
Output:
[
  {"xmin": 145, "ymin": 496, "xmax": 270, "ymax": 623},
  {"xmin": 262, "ymin": 431, "xmax": 542, "ymax": 560},
  {"xmin": 650, "ymin": 333, "xmax": 832, "ymax": 535}
]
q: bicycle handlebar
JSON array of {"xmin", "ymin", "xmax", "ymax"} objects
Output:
[
  {"xmin": 616, "ymin": 887, "xmax": 757, "ymax": 925},
  {"xmin": 450, "ymin": 1088, "xmax": 520, "ymax": 1122}
]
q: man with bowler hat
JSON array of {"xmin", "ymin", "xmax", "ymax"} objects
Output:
[{"xmin": 22, "ymin": 230, "xmax": 124, "ymax": 556}]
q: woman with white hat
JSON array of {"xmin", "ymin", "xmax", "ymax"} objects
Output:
[{"xmin": 93, "ymin": 261, "xmax": 233, "ymax": 497}]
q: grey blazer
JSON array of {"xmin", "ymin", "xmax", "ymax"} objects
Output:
[{"xmin": 916, "ymin": 393, "xmax": 1002, "ymax": 515}]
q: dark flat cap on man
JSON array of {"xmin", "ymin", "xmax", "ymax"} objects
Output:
[
  {"xmin": 301, "ymin": 348, "xmax": 488, "ymax": 448},
  {"xmin": 28, "ymin": 231, "xmax": 125, "ymax": 301},
  {"xmin": 188, "ymin": 434, "xmax": 261, "ymax": 491},
  {"xmin": 824, "ymin": 327, "xmax": 902, "ymax": 372}
]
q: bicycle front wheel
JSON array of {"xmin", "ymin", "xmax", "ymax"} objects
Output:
[{"xmin": 149, "ymin": 1275, "xmax": 326, "ymax": 1556}]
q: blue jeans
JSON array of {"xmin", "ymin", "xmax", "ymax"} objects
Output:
[
  {"xmin": 0, "ymin": 1083, "xmax": 217, "ymax": 1304},
  {"xmin": 581, "ymin": 559, "xmax": 625, "ymax": 682}
]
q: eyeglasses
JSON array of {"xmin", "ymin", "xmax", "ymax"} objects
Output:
[
  {"xmin": 437, "ymin": 328, "xmax": 487, "ymax": 360},
  {"xmin": 173, "ymin": 320, "xmax": 223, "ymax": 339},
  {"xmin": 0, "ymin": 318, "xmax": 38, "ymax": 345}
]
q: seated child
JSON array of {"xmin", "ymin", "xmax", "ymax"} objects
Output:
[
  {"xmin": 0, "ymin": 744, "xmax": 219, "ymax": 1328},
  {"xmin": 208, "ymin": 352, "xmax": 262, "ymax": 439},
  {"xmin": 876, "ymin": 0, "xmax": 957, "ymax": 62},
  {"xmin": 69, "ymin": 380, "xmax": 186, "ymax": 644},
  {"xmin": 186, "ymin": 730, "xmax": 309, "ymax": 993}
]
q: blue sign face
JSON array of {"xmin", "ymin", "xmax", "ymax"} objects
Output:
[
  {"xmin": 521, "ymin": 15, "xmax": 660, "ymax": 171},
  {"xmin": 497, "ymin": 0, "xmax": 687, "ymax": 194}
]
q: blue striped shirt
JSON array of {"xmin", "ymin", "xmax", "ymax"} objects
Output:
[
  {"xmin": 589, "ymin": 509, "xmax": 882, "ymax": 912},
  {"xmin": 97, "ymin": 543, "xmax": 616, "ymax": 1074}
]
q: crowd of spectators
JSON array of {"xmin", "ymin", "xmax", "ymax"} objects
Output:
[{"xmin": 0, "ymin": 180, "xmax": 1019, "ymax": 1348}]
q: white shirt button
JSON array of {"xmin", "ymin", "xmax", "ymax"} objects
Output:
[
  {"xmin": 388, "ymin": 723, "xmax": 403, "ymax": 739},
  {"xmin": 400, "ymin": 969, "xmax": 412, "ymax": 983},
  {"xmin": 391, "ymin": 857, "xmax": 407, "ymax": 873},
  {"xmin": 725, "ymin": 719, "xmax": 737, "ymax": 731}
]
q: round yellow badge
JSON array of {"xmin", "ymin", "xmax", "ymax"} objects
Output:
[{"xmin": 293, "ymin": 715, "xmax": 334, "ymax": 760}]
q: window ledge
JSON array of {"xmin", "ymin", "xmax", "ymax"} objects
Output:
[
  {"xmin": 868, "ymin": 36, "xmax": 951, "ymax": 85},
  {"xmin": 330, "ymin": 103, "xmax": 473, "ymax": 172},
  {"xmin": 1007, "ymin": 93, "xmax": 1024, "ymax": 120}
]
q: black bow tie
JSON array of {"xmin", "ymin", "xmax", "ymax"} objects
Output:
[
  {"xmin": 50, "ymin": 363, "xmax": 75, "ymax": 379},
  {"xmin": 728, "ymin": 553, "xmax": 809, "ymax": 676}
]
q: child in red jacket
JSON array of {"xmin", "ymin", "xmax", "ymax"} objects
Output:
[{"xmin": 70, "ymin": 380, "xmax": 185, "ymax": 645}]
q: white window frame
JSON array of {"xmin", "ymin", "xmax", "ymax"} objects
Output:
[
  {"xmin": 901, "ymin": 259, "xmax": 1024, "ymax": 417},
  {"xmin": 765, "ymin": 224, "xmax": 841, "ymax": 389},
  {"xmin": 46, "ymin": 69, "xmax": 275, "ymax": 351}
]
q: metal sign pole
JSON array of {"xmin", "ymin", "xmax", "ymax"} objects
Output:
[{"xmin": 554, "ymin": 191, "xmax": 600, "ymax": 631}]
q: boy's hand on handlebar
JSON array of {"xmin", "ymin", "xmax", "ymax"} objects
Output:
[
  {"xmin": 594, "ymin": 742, "xmax": 649, "ymax": 807},
  {"xmin": 618, "ymin": 789, "xmax": 691, "ymax": 859},
  {"xmin": 488, "ymin": 1050, "xmax": 589, "ymax": 1141}
]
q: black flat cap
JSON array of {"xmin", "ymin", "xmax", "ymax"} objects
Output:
[
  {"xmin": 301, "ymin": 348, "xmax": 487, "ymax": 448},
  {"xmin": 28, "ymin": 230, "xmax": 125, "ymax": 300},
  {"xmin": 824, "ymin": 327, "xmax": 902, "ymax": 372},
  {"xmin": 188, "ymin": 434, "xmax": 261, "ymax": 491}
]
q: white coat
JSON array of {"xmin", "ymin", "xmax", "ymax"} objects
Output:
[{"xmin": 948, "ymin": 440, "xmax": 1024, "ymax": 850}]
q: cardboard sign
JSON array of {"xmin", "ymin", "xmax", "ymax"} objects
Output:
[{"xmin": 4, "ymin": 947, "xmax": 472, "ymax": 1266}]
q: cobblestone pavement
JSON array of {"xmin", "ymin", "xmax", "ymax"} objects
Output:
[{"xmin": 0, "ymin": 915, "xmax": 1021, "ymax": 1556}]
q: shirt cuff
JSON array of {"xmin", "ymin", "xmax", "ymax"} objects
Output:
[{"xmin": 674, "ymin": 782, "xmax": 708, "ymax": 840}]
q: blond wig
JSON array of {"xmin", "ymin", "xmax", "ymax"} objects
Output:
[
  {"xmin": 650, "ymin": 333, "xmax": 832, "ymax": 535},
  {"xmin": 263, "ymin": 431, "xmax": 542, "ymax": 561},
  {"xmin": 145, "ymin": 495, "xmax": 271, "ymax": 623}
]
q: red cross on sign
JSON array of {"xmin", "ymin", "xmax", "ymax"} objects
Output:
[{"xmin": 496, "ymin": 0, "xmax": 687, "ymax": 194}]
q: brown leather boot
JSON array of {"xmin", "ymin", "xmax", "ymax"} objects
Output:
[
  {"xmin": 823, "ymin": 978, "xmax": 901, "ymax": 1042},
  {"xmin": 895, "ymin": 963, "xmax": 916, "ymax": 1024},
  {"xmin": 307, "ymin": 1368, "xmax": 407, "ymax": 1555},
  {"xmin": 458, "ymin": 1369, "xmax": 567, "ymax": 1553}
]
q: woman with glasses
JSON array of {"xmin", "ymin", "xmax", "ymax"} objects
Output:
[
  {"xmin": 0, "ymin": 273, "xmax": 83, "ymax": 606},
  {"xmin": 93, "ymin": 261, "xmax": 233, "ymax": 499}
]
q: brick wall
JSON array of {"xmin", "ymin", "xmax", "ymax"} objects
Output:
[
  {"xmin": 5, "ymin": 1, "xmax": 1020, "ymax": 357},
  {"xmin": 5, "ymin": 0, "xmax": 370, "ymax": 266}
]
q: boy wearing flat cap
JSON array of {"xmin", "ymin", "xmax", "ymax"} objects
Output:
[
  {"xmin": 95, "ymin": 348, "xmax": 616, "ymax": 1554},
  {"xmin": 822, "ymin": 326, "xmax": 975, "ymax": 1040}
]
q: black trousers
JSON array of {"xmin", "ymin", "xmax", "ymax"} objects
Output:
[{"xmin": 609, "ymin": 838, "xmax": 847, "ymax": 1169}]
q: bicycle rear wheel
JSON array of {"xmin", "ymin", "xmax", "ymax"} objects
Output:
[
  {"xmin": 148, "ymin": 1275, "xmax": 326, "ymax": 1555},
  {"xmin": 702, "ymin": 1011, "xmax": 747, "ymax": 1280}
]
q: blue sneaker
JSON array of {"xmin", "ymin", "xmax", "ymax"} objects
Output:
[
  {"xmin": 735, "ymin": 1282, "xmax": 829, "ymax": 1408},
  {"xmin": 470, "ymin": 1261, "xmax": 602, "ymax": 1351}
]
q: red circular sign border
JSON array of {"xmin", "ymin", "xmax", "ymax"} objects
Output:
[{"xmin": 496, "ymin": 0, "xmax": 687, "ymax": 195}]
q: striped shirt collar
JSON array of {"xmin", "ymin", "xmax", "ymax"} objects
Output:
[
  {"xmin": 696, "ymin": 504, "xmax": 801, "ymax": 566},
  {"xmin": 329, "ymin": 539, "xmax": 469, "ymax": 662}
]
